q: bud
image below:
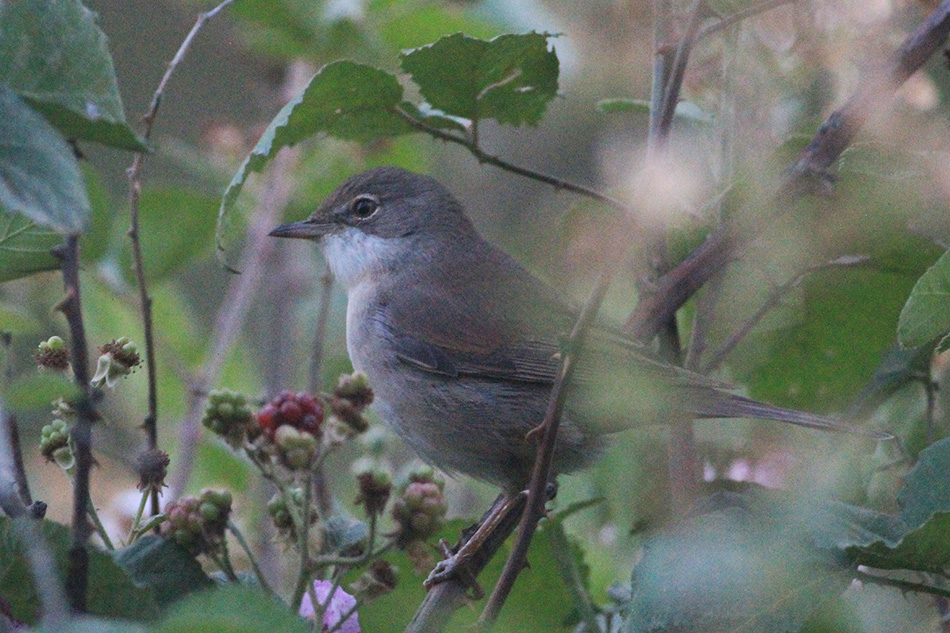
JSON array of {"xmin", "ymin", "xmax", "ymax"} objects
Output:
[
  {"xmin": 354, "ymin": 469, "xmax": 392, "ymax": 517},
  {"xmin": 334, "ymin": 372, "xmax": 374, "ymax": 409},
  {"xmin": 202, "ymin": 388, "xmax": 255, "ymax": 448},
  {"xmin": 90, "ymin": 337, "xmax": 141, "ymax": 388},
  {"xmin": 135, "ymin": 448, "xmax": 170, "ymax": 494},
  {"xmin": 34, "ymin": 336, "xmax": 69, "ymax": 371}
]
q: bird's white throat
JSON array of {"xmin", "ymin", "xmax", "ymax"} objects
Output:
[{"xmin": 321, "ymin": 226, "xmax": 404, "ymax": 290}]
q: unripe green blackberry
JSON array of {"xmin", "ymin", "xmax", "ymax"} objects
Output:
[
  {"xmin": 39, "ymin": 419, "xmax": 70, "ymax": 461},
  {"xmin": 266, "ymin": 487, "xmax": 316, "ymax": 539},
  {"xmin": 202, "ymin": 388, "xmax": 255, "ymax": 448},
  {"xmin": 391, "ymin": 469, "xmax": 446, "ymax": 547},
  {"xmin": 333, "ymin": 372, "xmax": 373, "ymax": 409},
  {"xmin": 160, "ymin": 488, "xmax": 232, "ymax": 555},
  {"xmin": 274, "ymin": 425, "xmax": 319, "ymax": 469}
]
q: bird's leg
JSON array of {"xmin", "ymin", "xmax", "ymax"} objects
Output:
[{"xmin": 424, "ymin": 483, "xmax": 557, "ymax": 596}]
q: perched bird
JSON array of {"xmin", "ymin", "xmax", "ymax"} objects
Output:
[{"xmin": 270, "ymin": 166, "xmax": 881, "ymax": 499}]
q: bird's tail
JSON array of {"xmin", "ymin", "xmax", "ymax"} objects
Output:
[{"xmin": 694, "ymin": 394, "xmax": 893, "ymax": 440}]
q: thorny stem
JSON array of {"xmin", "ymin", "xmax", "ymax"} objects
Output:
[
  {"xmin": 53, "ymin": 235, "xmax": 96, "ymax": 612},
  {"xmin": 480, "ymin": 266, "xmax": 617, "ymax": 626},
  {"xmin": 125, "ymin": 0, "xmax": 238, "ymax": 519}
]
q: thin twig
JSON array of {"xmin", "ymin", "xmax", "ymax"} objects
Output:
[
  {"xmin": 697, "ymin": 0, "xmax": 797, "ymax": 40},
  {"xmin": 701, "ymin": 255, "xmax": 871, "ymax": 374},
  {"xmin": 125, "ymin": 0, "xmax": 239, "ymax": 519},
  {"xmin": 307, "ymin": 271, "xmax": 334, "ymax": 394},
  {"xmin": 479, "ymin": 265, "xmax": 617, "ymax": 625},
  {"xmin": 393, "ymin": 107, "xmax": 628, "ymax": 213},
  {"xmin": 656, "ymin": 0, "xmax": 706, "ymax": 144},
  {"xmin": 855, "ymin": 570, "xmax": 950, "ymax": 599},
  {"xmin": 52, "ymin": 235, "xmax": 97, "ymax": 612},
  {"xmin": 625, "ymin": 0, "xmax": 950, "ymax": 343}
]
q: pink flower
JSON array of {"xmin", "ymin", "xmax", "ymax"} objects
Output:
[{"xmin": 299, "ymin": 580, "xmax": 360, "ymax": 633}]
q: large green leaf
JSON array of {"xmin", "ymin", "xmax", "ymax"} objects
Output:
[
  {"xmin": 154, "ymin": 585, "xmax": 309, "ymax": 633},
  {"xmin": 0, "ymin": 211, "xmax": 62, "ymax": 282},
  {"xmin": 0, "ymin": 517, "xmax": 159, "ymax": 625},
  {"xmin": 897, "ymin": 248, "xmax": 950, "ymax": 350},
  {"xmin": 400, "ymin": 32, "xmax": 559, "ymax": 125},
  {"xmin": 217, "ymin": 61, "xmax": 408, "ymax": 256},
  {"xmin": 0, "ymin": 87, "xmax": 90, "ymax": 235},
  {"xmin": 112, "ymin": 535, "xmax": 212, "ymax": 609},
  {"xmin": 0, "ymin": 0, "xmax": 146, "ymax": 151}
]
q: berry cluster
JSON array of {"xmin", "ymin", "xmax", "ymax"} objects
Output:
[
  {"xmin": 391, "ymin": 468, "xmax": 447, "ymax": 547},
  {"xmin": 39, "ymin": 419, "xmax": 70, "ymax": 464},
  {"xmin": 160, "ymin": 489, "xmax": 232, "ymax": 556},
  {"xmin": 202, "ymin": 388, "xmax": 255, "ymax": 448},
  {"xmin": 34, "ymin": 336, "xmax": 70, "ymax": 371},
  {"xmin": 256, "ymin": 391, "xmax": 324, "ymax": 440}
]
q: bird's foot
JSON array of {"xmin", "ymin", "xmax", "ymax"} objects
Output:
[{"xmin": 424, "ymin": 541, "xmax": 484, "ymax": 599}]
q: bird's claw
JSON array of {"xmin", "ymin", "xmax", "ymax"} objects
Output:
[{"xmin": 424, "ymin": 552, "xmax": 484, "ymax": 599}]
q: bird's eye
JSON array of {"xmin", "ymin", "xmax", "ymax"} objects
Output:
[{"xmin": 351, "ymin": 195, "xmax": 379, "ymax": 219}]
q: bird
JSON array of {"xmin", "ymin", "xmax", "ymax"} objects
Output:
[{"xmin": 269, "ymin": 166, "xmax": 884, "ymax": 583}]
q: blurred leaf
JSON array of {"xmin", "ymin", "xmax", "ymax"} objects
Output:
[
  {"xmin": 118, "ymin": 188, "xmax": 219, "ymax": 282},
  {"xmin": 154, "ymin": 585, "xmax": 308, "ymax": 633},
  {"xmin": 849, "ymin": 513, "xmax": 950, "ymax": 573},
  {"xmin": 623, "ymin": 490, "xmax": 855, "ymax": 633},
  {"xmin": 0, "ymin": 212, "xmax": 62, "ymax": 283},
  {"xmin": 3, "ymin": 371, "xmax": 77, "ymax": 412},
  {"xmin": 0, "ymin": 86, "xmax": 89, "ymax": 235},
  {"xmin": 400, "ymin": 32, "xmax": 559, "ymax": 125},
  {"xmin": 895, "ymin": 436, "xmax": 950, "ymax": 528},
  {"xmin": 218, "ymin": 61, "xmax": 408, "ymax": 259},
  {"xmin": 0, "ymin": 517, "xmax": 159, "ymax": 625},
  {"xmin": 844, "ymin": 343, "xmax": 936, "ymax": 419},
  {"xmin": 378, "ymin": 4, "xmax": 499, "ymax": 51},
  {"xmin": 112, "ymin": 535, "xmax": 213, "ymax": 609},
  {"xmin": 0, "ymin": 303, "xmax": 38, "ymax": 334},
  {"xmin": 897, "ymin": 248, "xmax": 950, "ymax": 350},
  {"xmin": 0, "ymin": 0, "xmax": 146, "ymax": 151},
  {"xmin": 80, "ymin": 163, "xmax": 116, "ymax": 265},
  {"xmin": 351, "ymin": 518, "xmax": 577, "ymax": 633}
]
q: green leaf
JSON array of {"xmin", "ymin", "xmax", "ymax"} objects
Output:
[
  {"xmin": 118, "ymin": 188, "xmax": 219, "ymax": 282},
  {"xmin": 623, "ymin": 491, "xmax": 853, "ymax": 633},
  {"xmin": 0, "ymin": 517, "xmax": 159, "ymax": 625},
  {"xmin": 597, "ymin": 99, "xmax": 714, "ymax": 123},
  {"xmin": 112, "ymin": 535, "xmax": 213, "ymax": 609},
  {"xmin": 0, "ymin": 211, "xmax": 62, "ymax": 282},
  {"xmin": 0, "ymin": 0, "xmax": 146, "ymax": 151},
  {"xmin": 154, "ymin": 585, "xmax": 309, "ymax": 633},
  {"xmin": 3, "ymin": 372, "xmax": 77, "ymax": 412},
  {"xmin": 0, "ymin": 302, "xmax": 38, "ymax": 334},
  {"xmin": 897, "ymin": 248, "xmax": 950, "ymax": 349},
  {"xmin": 400, "ymin": 32, "xmax": 559, "ymax": 125},
  {"xmin": 0, "ymin": 86, "xmax": 90, "ymax": 235},
  {"xmin": 218, "ymin": 61, "xmax": 408, "ymax": 257}
]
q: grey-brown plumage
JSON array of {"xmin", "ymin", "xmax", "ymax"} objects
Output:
[{"xmin": 270, "ymin": 166, "xmax": 882, "ymax": 494}]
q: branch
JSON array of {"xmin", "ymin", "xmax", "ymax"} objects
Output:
[
  {"xmin": 393, "ymin": 107, "xmax": 628, "ymax": 213},
  {"xmin": 855, "ymin": 569, "xmax": 950, "ymax": 599},
  {"xmin": 624, "ymin": 0, "xmax": 950, "ymax": 343},
  {"xmin": 52, "ymin": 235, "xmax": 97, "ymax": 612},
  {"xmin": 125, "ymin": 0, "xmax": 238, "ymax": 517},
  {"xmin": 479, "ymin": 266, "xmax": 617, "ymax": 625}
]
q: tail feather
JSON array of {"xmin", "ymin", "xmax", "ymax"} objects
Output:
[{"xmin": 695, "ymin": 394, "xmax": 893, "ymax": 440}]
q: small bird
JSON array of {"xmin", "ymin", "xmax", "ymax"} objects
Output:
[{"xmin": 270, "ymin": 166, "xmax": 882, "ymax": 499}]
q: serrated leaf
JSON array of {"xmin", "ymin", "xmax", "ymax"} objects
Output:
[
  {"xmin": 0, "ymin": 87, "xmax": 89, "ymax": 235},
  {"xmin": 217, "ymin": 61, "xmax": 408, "ymax": 260},
  {"xmin": 0, "ymin": 517, "xmax": 159, "ymax": 625},
  {"xmin": 0, "ymin": 211, "xmax": 62, "ymax": 282},
  {"xmin": 0, "ymin": 0, "xmax": 146, "ymax": 151},
  {"xmin": 400, "ymin": 32, "xmax": 559, "ymax": 125},
  {"xmin": 154, "ymin": 585, "xmax": 309, "ymax": 633},
  {"xmin": 897, "ymin": 248, "xmax": 950, "ymax": 349}
]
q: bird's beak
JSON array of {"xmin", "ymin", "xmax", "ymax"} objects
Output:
[{"xmin": 268, "ymin": 218, "xmax": 334, "ymax": 240}]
